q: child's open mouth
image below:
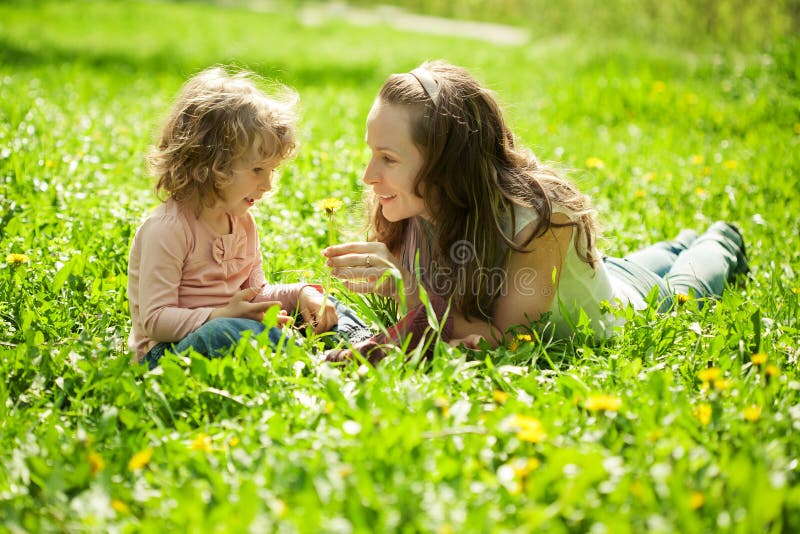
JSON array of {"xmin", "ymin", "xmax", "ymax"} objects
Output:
[{"xmin": 245, "ymin": 196, "xmax": 256, "ymax": 206}]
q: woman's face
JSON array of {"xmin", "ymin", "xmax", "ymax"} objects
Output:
[{"xmin": 363, "ymin": 100, "xmax": 429, "ymax": 222}]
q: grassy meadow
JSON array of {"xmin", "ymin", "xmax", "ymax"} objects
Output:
[{"xmin": 1, "ymin": 0, "xmax": 800, "ymax": 531}]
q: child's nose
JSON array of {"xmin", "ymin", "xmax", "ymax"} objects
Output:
[{"xmin": 260, "ymin": 173, "xmax": 272, "ymax": 189}]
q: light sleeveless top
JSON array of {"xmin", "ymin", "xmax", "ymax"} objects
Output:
[{"xmin": 510, "ymin": 204, "xmax": 643, "ymax": 339}]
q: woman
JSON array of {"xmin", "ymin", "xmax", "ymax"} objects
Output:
[{"xmin": 323, "ymin": 61, "xmax": 748, "ymax": 360}]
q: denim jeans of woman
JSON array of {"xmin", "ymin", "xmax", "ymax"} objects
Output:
[{"xmin": 604, "ymin": 221, "xmax": 747, "ymax": 312}]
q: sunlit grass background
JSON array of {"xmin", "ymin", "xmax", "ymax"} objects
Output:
[{"xmin": 1, "ymin": 0, "xmax": 799, "ymax": 531}]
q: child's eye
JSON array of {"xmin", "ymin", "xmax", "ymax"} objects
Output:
[
  {"xmin": 253, "ymin": 167, "xmax": 264, "ymax": 173},
  {"xmin": 382, "ymin": 156, "xmax": 397, "ymax": 164}
]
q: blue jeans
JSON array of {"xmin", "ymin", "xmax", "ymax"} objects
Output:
[
  {"xmin": 604, "ymin": 222, "xmax": 746, "ymax": 311},
  {"xmin": 143, "ymin": 297, "xmax": 370, "ymax": 370}
]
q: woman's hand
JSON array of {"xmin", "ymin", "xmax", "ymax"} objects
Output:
[
  {"xmin": 323, "ymin": 242, "xmax": 416, "ymax": 303},
  {"xmin": 209, "ymin": 287, "xmax": 292, "ymax": 326},
  {"xmin": 298, "ymin": 286, "xmax": 338, "ymax": 334}
]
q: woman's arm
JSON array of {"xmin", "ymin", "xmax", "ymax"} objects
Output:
[{"xmin": 451, "ymin": 214, "xmax": 574, "ymax": 346}]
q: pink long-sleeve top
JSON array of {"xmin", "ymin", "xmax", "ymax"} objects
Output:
[{"xmin": 127, "ymin": 199, "xmax": 306, "ymax": 362}]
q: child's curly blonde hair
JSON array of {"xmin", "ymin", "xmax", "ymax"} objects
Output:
[{"xmin": 149, "ymin": 66, "xmax": 298, "ymax": 213}]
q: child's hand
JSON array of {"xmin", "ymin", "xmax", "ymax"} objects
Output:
[
  {"xmin": 298, "ymin": 286, "xmax": 337, "ymax": 334},
  {"xmin": 210, "ymin": 287, "xmax": 292, "ymax": 326}
]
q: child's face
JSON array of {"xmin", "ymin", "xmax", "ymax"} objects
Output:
[
  {"xmin": 363, "ymin": 100, "xmax": 429, "ymax": 222},
  {"xmin": 220, "ymin": 139, "xmax": 279, "ymax": 216}
]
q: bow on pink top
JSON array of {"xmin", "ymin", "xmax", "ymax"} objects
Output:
[
  {"xmin": 211, "ymin": 234, "xmax": 240, "ymax": 265},
  {"xmin": 211, "ymin": 234, "xmax": 247, "ymax": 276}
]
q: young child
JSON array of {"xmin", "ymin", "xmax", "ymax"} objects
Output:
[
  {"xmin": 128, "ymin": 66, "xmax": 345, "ymax": 368},
  {"xmin": 324, "ymin": 61, "xmax": 749, "ymax": 362}
]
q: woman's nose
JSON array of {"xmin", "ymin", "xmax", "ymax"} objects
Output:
[{"xmin": 363, "ymin": 160, "xmax": 379, "ymax": 185}]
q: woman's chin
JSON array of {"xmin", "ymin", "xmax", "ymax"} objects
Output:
[{"xmin": 381, "ymin": 205, "xmax": 426, "ymax": 223}]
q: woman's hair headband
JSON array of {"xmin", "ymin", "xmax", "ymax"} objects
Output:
[{"xmin": 409, "ymin": 68, "xmax": 439, "ymax": 104}]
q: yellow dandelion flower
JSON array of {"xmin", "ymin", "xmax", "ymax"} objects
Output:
[
  {"xmin": 45, "ymin": 159, "xmax": 56, "ymax": 168},
  {"xmin": 689, "ymin": 491, "xmax": 704, "ymax": 510},
  {"xmin": 791, "ymin": 287, "xmax": 800, "ymax": 295},
  {"xmin": 324, "ymin": 401, "xmax": 334, "ymax": 414},
  {"xmin": 742, "ymin": 405, "xmax": 761, "ymax": 422},
  {"xmin": 517, "ymin": 426, "xmax": 546, "ymax": 443},
  {"xmin": 695, "ymin": 187, "xmax": 708, "ymax": 196},
  {"xmin": 228, "ymin": 436, "xmax": 240, "ymax": 447},
  {"xmin": 6, "ymin": 253, "xmax": 29, "ymax": 265},
  {"xmin": 302, "ymin": 270, "xmax": 314, "ymax": 278},
  {"xmin": 435, "ymin": 396, "xmax": 450, "ymax": 418},
  {"xmin": 585, "ymin": 157, "xmax": 605, "ymax": 169},
  {"xmin": 511, "ymin": 457, "xmax": 541, "ymax": 479},
  {"xmin": 437, "ymin": 525, "xmax": 454, "ymax": 534},
  {"xmin": 190, "ymin": 434, "xmax": 213, "ymax": 453},
  {"xmin": 643, "ymin": 172, "xmax": 656, "ymax": 182},
  {"xmin": 697, "ymin": 367, "xmax": 721, "ymax": 383},
  {"xmin": 652, "ymin": 81, "xmax": 666, "ymax": 93},
  {"xmin": 646, "ymin": 429, "xmax": 662, "ymax": 442},
  {"xmin": 693, "ymin": 404, "xmax": 711, "ymax": 425},
  {"xmin": 634, "ymin": 189, "xmax": 646, "ymax": 199},
  {"xmin": 702, "ymin": 166, "xmax": 712, "ymax": 176},
  {"xmin": 338, "ymin": 465, "xmax": 354, "ymax": 478},
  {"xmin": 751, "ymin": 352, "xmax": 767, "ymax": 365},
  {"xmin": 111, "ymin": 499, "xmax": 130, "ymax": 514},
  {"xmin": 87, "ymin": 452, "xmax": 105, "ymax": 475},
  {"xmin": 713, "ymin": 378, "xmax": 732, "ymax": 391},
  {"xmin": 690, "ymin": 154, "xmax": 705, "ymax": 165},
  {"xmin": 723, "ymin": 160, "xmax": 739, "ymax": 169},
  {"xmin": 318, "ymin": 197, "xmax": 343, "ymax": 216},
  {"xmin": 765, "ymin": 364, "xmax": 779, "ymax": 377},
  {"xmin": 584, "ymin": 394, "xmax": 622, "ymax": 412},
  {"xmin": 510, "ymin": 414, "xmax": 547, "ymax": 443},
  {"xmin": 127, "ymin": 448, "xmax": 153, "ymax": 472},
  {"xmin": 319, "ymin": 198, "xmax": 343, "ymax": 246},
  {"xmin": 508, "ymin": 341, "xmax": 519, "ymax": 351},
  {"xmin": 492, "ymin": 390, "xmax": 510, "ymax": 404},
  {"xmin": 517, "ymin": 333, "xmax": 532, "ymax": 342},
  {"xmin": 676, "ymin": 293, "xmax": 691, "ymax": 305}
]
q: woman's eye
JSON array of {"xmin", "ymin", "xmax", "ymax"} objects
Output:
[
  {"xmin": 382, "ymin": 156, "xmax": 396, "ymax": 164},
  {"xmin": 253, "ymin": 167, "xmax": 264, "ymax": 173}
]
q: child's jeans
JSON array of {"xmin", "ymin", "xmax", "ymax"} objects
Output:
[
  {"xmin": 604, "ymin": 221, "xmax": 746, "ymax": 311},
  {"xmin": 143, "ymin": 297, "xmax": 370, "ymax": 370}
]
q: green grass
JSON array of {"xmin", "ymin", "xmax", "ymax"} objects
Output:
[{"xmin": 1, "ymin": 1, "xmax": 800, "ymax": 531}]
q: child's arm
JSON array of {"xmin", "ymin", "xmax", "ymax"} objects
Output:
[
  {"xmin": 245, "ymin": 253, "xmax": 313, "ymax": 313},
  {"xmin": 243, "ymin": 218, "xmax": 336, "ymax": 332},
  {"xmin": 133, "ymin": 217, "xmax": 214, "ymax": 343}
]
